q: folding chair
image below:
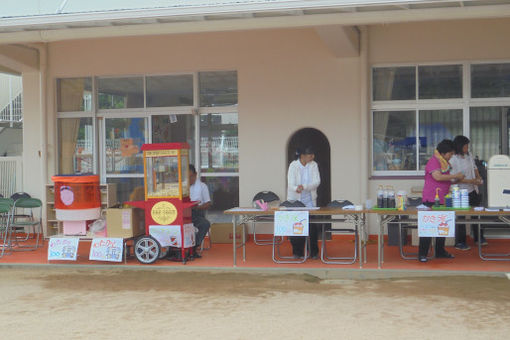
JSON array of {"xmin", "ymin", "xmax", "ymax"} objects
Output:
[
  {"xmin": 272, "ymin": 200, "xmax": 309, "ymax": 264},
  {"xmin": 9, "ymin": 198, "xmax": 43, "ymax": 251},
  {"xmin": 0, "ymin": 202, "xmax": 13, "ymax": 258},
  {"xmin": 251, "ymin": 191, "xmax": 282, "ymax": 245},
  {"xmin": 320, "ymin": 200, "xmax": 358, "ymax": 265},
  {"xmin": 10, "ymin": 192, "xmax": 33, "ymax": 241}
]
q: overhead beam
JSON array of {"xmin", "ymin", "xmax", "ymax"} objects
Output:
[
  {"xmin": 0, "ymin": 44, "xmax": 39, "ymax": 72},
  {"xmin": 315, "ymin": 25, "xmax": 359, "ymax": 58}
]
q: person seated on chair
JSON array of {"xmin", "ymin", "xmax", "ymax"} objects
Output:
[
  {"xmin": 287, "ymin": 146, "xmax": 321, "ymax": 259},
  {"xmin": 189, "ymin": 164, "xmax": 211, "ymax": 259}
]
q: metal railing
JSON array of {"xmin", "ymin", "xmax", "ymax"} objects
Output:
[
  {"xmin": 0, "ymin": 156, "xmax": 23, "ymax": 197},
  {"xmin": 0, "ymin": 93, "xmax": 23, "ymax": 123}
]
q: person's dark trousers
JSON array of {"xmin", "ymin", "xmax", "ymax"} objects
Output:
[
  {"xmin": 192, "ymin": 209, "xmax": 211, "ymax": 249},
  {"xmin": 455, "ymin": 190, "xmax": 483, "ymax": 244},
  {"xmin": 418, "ymin": 201, "xmax": 447, "ymax": 257},
  {"xmin": 290, "ymin": 219, "xmax": 319, "ymax": 257}
]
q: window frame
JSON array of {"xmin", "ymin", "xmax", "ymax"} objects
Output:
[{"xmin": 371, "ymin": 60, "xmax": 510, "ymax": 177}]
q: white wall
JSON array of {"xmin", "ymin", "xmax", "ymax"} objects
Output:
[{"xmin": 46, "ymin": 28, "xmax": 363, "ymax": 208}]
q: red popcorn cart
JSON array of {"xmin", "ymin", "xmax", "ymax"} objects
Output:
[{"xmin": 126, "ymin": 143, "xmax": 196, "ymax": 264}]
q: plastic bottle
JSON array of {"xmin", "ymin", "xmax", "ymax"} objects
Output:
[
  {"xmin": 434, "ymin": 188, "xmax": 441, "ymax": 207},
  {"xmin": 377, "ymin": 185, "xmax": 384, "ymax": 208},
  {"xmin": 387, "ymin": 186, "xmax": 395, "ymax": 208},
  {"xmin": 382, "ymin": 188, "xmax": 389, "ymax": 208},
  {"xmin": 397, "ymin": 190, "xmax": 407, "ymax": 211}
]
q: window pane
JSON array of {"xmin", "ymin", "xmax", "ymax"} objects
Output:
[
  {"xmin": 373, "ymin": 111, "xmax": 416, "ymax": 171},
  {"xmin": 201, "ymin": 176, "xmax": 239, "ymax": 223},
  {"xmin": 418, "ymin": 65, "xmax": 462, "ymax": 99},
  {"xmin": 57, "ymin": 78, "xmax": 92, "ymax": 112},
  {"xmin": 58, "ymin": 118, "xmax": 93, "ymax": 174},
  {"xmin": 98, "ymin": 77, "xmax": 144, "ymax": 109},
  {"xmin": 105, "ymin": 118, "xmax": 146, "ymax": 174},
  {"xmin": 419, "ymin": 109, "xmax": 463, "ymax": 169},
  {"xmin": 199, "ymin": 71, "xmax": 238, "ymax": 107},
  {"xmin": 151, "ymin": 114, "xmax": 195, "ymax": 165},
  {"xmin": 107, "ymin": 177, "xmax": 144, "ymax": 205},
  {"xmin": 200, "ymin": 113, "xmax": 238, "ymax": 172},
  {"xmin": 146, "ymin": 75, "xmax": 193, "ymax": 107},
  {"xmin": 470, "ymin": 107, "xmax": 504, "ymax": 161},
  {"xmin": 472, "ymin": 63, "xmax": 510, "ymax": 98},
  {"xmin": 372, "ymin": 67, "xmax": 415, "ymax": 101}
]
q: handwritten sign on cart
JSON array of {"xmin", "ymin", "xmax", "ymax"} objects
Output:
[
  {"xmin": 274, "ymin": 211, "xmax": 309, "ymax": 236},
  {"xmin": 418, "ymin": 210, "xmax": 455, "ymax": 237},
  {"xmin": 89, "ymin": 238, "xmax": 124, "ymax": 262},
  {"xmin": 48, "ymin": 237, "xmax": 79, "ymax": 261}
]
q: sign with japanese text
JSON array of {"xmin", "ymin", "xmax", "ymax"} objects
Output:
[
  {"xmin": 89, "ymin": 238, "xmax": 124, "ymax": 262},
  {"xmin": 48, "ymin": 237, "xmax": 79, "ymax": 261},
  {"xmin": 418, "ymin": 211, "xmax": 455, "ymax": 237},
  {"xmin": 149, "ymin": 224, "xmax": 196, "ymax": 248},
  {"xmin": 274, "ymin": 211, "xmax": 309, "ymax": 237}
]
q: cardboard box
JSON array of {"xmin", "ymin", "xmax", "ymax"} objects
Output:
[
  {"xmin": 106, "ymin": 208, "xmax": 145, "ymax": 238},
  {"xmin": 210, "ymin": 223, "xmax": 247, "ymax": 244}
]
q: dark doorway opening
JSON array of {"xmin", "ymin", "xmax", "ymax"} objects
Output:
[{"xmin": 287, "ymin": 128, "xmax": 331, "ymax": 207}]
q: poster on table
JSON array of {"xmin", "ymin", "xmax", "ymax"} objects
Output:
[
  {"xmin": 274, "ymin": 211, "xmax": 309, "ymax": 236},
  {"xmin": 48, "ymin": 237, "xmax": 79, "ymax": 261},
  {"xmin": 149, "ymin": 224, "xmax": 196, "ymax": 248},
  {"xmin": 418, "ymin": 210, "xmax": 455, "ymax": 237},
  {"xmin": 89, "ymin": 238, "xmax": 124, "ymax": 262}
]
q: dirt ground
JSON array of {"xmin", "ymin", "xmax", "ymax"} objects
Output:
[{"xmin": 1, "ymin": 267, "xmax": 510, "ymax": 339}]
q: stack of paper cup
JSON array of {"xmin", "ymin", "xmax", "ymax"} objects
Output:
[
  {"xmin": 460, "ymin": 189, "xmax": 469, "ymax": 208},
  {"xmin": 452, "ymin": 185, "xmax": 460, "ymax": 208}
]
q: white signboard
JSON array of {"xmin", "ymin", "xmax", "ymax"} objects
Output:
[
  {"xmin": 418, "ymin": 210, "xmax": 455, "ymax": 237},
  {"xmin": 274, "ymin": 211, "xmax": 309, "ymax": 237},
  {"xmin": 48, "ymin": 237, "xmax": 79, "ymax": 261},
  {"xmin": 149, "ymin": 224, "xmax": 196, "ymax": 248},
  {"xmin": 89, "ymin": 238, "xmax": 124, "ymax": 262}
]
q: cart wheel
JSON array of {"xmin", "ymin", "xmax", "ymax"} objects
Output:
[
  {"xmin": 159, "ymin": 247, "xmax": 169, "ymax": 259},
  {"xmin": 134, "ymin": 236, "xmax": 161, "ymax": 264}
]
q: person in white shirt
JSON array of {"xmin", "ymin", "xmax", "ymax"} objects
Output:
[
  {"xmin": 287, "ymin": 146, "xmax": 321, "ymax": 259},
  {"xmin": 189, "ymin": 164, "xmax": 211, "ymax": 258},
  {"xmin": 450, "ymin": 135, "xmax": 486, "ymax": 250}
]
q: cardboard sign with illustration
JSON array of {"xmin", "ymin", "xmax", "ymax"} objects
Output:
[
  {"xmin": 89, "ymin": 238, "xmax": 124, "ymax": 262},
  {"xmin": 274, "ymin": 211, "xmax": 309, "ymax": 236},
  {"xmin": 48, "ymin": 237, "xmax": 79, "ymax": 261},
  {"xmin": 418, "ymin": 210, "xmax": 455, "ymax": 237}
]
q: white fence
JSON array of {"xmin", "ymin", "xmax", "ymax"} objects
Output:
[
  {"xmin": 0, "ymin": 93, "xmax": 23, "ymax": 123},
  {"xmin": 0, "ymin": 156, "xmax": 22, "ymax": 197}
]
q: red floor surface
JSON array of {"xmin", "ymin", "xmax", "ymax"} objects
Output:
[{"xmin": 2, "ymin": 234, "xmax": 510, "ymax": 272}]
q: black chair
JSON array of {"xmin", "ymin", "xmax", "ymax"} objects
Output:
[
  {"xmin": 319, "ymin": 200, "xmax": 359, "ymax": 264},
  {"xmin": 272, "ymin": 200, "xmax": 310, "ymax": 264},
  {"xmin": 251, "ymin": 191, "xmax": 280, "ymax": 245},
  {"xmin": 10, "ymin": 192, "xmax": 31, "ymax": 201}
]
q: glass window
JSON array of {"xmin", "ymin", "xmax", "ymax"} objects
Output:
[
  {"xmin": 146, "ymin": 75, "xmax": 193, "ymax": 107},
  {"xmin": 146, "ymin": 154, "xmax": 180, "ymax": 198},
  {"xmin": 418, "ymin": 65, "xmax": 462, "ymax": 99},
  {"xmin": 373, "ymin": 111, "xmax": 416, "ymax": 171},
  {"xmin": 201, "ymin": 176, "xmax": 239, "ymax": 223},
  {"xmin": 419, "ymin": 109, "xmax": 463, "ymax": 169},
  {"xmin": 470, "ymin": 107, "xmax": 505, "ymax": 161},
  {"xmin": 151, "ymin": 114, "xmax": 195, "ymax": 165},
  {"xmin": 107, "ymin": 177, "xmax": 144, "ymax": 205},
  {"xmin": 98, "ymin": 77, "xmax": 144, "ymax": 109},
  {"xmin": 105, "ymin": 118, "xmax": 146, "ymax": 174},
  {"xmin": 57, "ymin": 78, "xmax": 92, "ymax": 112},
  {"xmin": 58, "ymin": 118, "xmax": 93, "ymax": 174},
  {"xmin": 199, "ymin": 71, "xmax": 238, "ymax": 107},
  {"xmin": 472, "ymin": 63, "xmax": 510, "ymax": 98},
  {"xmin": 200, "ymin": 113, "xmax": 238, "ymax": 172},
  {"xmin": 372, "ymin": 67, "xmax": 415, "ymax": 101}
]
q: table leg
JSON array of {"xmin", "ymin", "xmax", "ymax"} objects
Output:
[
  {"xmin": 232, "ymin": 215, "xmax": 237, "ymax": 267},
  {"xmin": 242, "ymin": 220, "xmax": 246, "ymax": 262},
  {"xmin": 358, "ymin": 215, "xmax": 362, "ymax": 269}
]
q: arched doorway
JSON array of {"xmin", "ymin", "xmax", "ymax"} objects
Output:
[{"xmin": 287, "ymin": 128, "xmax": 331, "ymax": 207}]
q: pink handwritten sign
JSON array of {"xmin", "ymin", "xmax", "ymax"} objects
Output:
[
  {"xmin": 48, "ymin": 237, "xmax": 79, "ymax": 261},
  {"xmin": 418, "ymin": 211, "xmax": 455, "ymax": 237},
  {"xmin": 89, "ymin": 238, "xmax": 123, "ymax": 262}
]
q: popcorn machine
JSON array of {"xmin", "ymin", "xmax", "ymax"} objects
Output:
[{"xmin": 126, "ymin": 143, "xmax": 197, "ymax": 264}]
